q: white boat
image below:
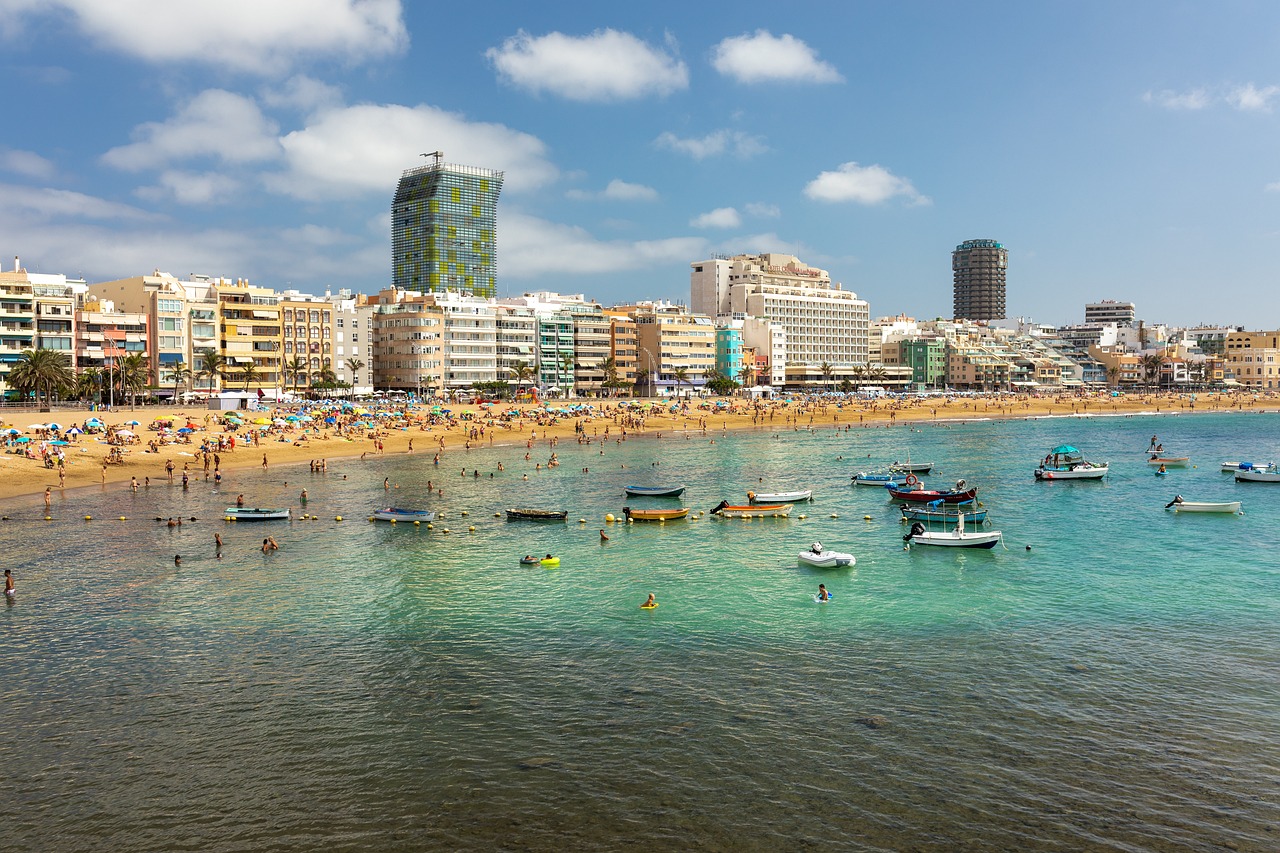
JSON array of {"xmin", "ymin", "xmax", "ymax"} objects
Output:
[
  {"xmin": 902, "ymin": 513, "xmax": 1002, "ymax": 549},
  {"xmin": 1235, "ymin": 463, "xmax": 1280, "ymax": 483},
  {"xmin": 889, "ymin": 460, "xmax": 933, "ymax": 474},
  {"xmin": 747, "ymin": 489, "xmax": 812, "ymax": 503},
  {"xmin": 1222, "ymin": 461, "xmax": 1272, "ymax": 473},
  {"xmin": 1148, "ymin": 456, "xmax": 1190, "ymax": 468},
  {"xmin": 1035, "ymin": 445, "xmax": 1108, "ymax": 480},
  {"xmin": 797, "ymin": 542, "xmax": 855, "ymax": 568},
  {"xmin": 224, "ymin": 507, "xmax": 290, "ymax": 521},
  {"xmin": 852, "ymin": 471, "xmax": 909, "ymax": 486},
  {"xmin": 373, "ymin": 507, "xmax": 436, "ymax": 522},
  {"xmin": 710, "ymin": 501, "xmax": 794, "ymax": 518},
  {"xmin": 1164, "ymin": 496, "xmax": 1243, "ymax": 514}
]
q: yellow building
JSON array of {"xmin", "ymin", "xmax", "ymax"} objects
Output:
[
  {"xmin": 279, "ymin": 291, "xmax": 337, "ymax": 393},
  {"xmin": 627, "ymin": 302, "xmax": 716, "ymax": 396},
  {"xmin": 216, "ymin": 279, "xmax": 282, "ymax": 392},
  {"xmin": 602, "ymin": 309, "xmax": 637, "ymax": 395},
  {"xmin": 1225, "ymin": 330, "xmax": 1280, "ymax": 390}
]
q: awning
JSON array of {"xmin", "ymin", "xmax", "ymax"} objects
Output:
[
  {"xmin": 252, "ymin": 311, "xmax": 276, "ymax": 320},
  {"xmin": 232, "ymin": 356, "xmax": 254, "ymax": 364},
  {"xmin": 158, "ymin": 352, "xmax": 184, "ymax": 364}
]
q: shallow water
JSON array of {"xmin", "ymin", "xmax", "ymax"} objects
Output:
[{"xmin": 2, "ymin": 412, "xmax": 1278, "ymax": 851}]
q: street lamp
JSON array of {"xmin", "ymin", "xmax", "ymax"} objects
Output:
[{"xmin": 637, "ymin": 344, "xmax": 659, "ymax": 398}]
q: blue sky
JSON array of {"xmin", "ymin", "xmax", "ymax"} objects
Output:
[{"xmin": 2, "ymin": 1, "xmax": 1278, "ymax": 327}]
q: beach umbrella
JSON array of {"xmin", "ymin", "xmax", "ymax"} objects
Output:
[
  {"xmin": 125, "ymin": 420, "xmax": 140, "ymax": 426},
  {"xmin": 28, "ymin": 423, "xmax": 47, "ymax": 431},
  {"xmin": 50, "ymin": 440, "xmax": 69, "ymax": 446},
  {"xmin": 177, "ymin": 427, "xmax": 193, "ymax": 434},
  {"xmin": 47, "ymin": 422, "xmax": 62, "ymax": 431},
  {"xmin": 15, "ymin": 436, "xmax": 29, "ymax": 443},
  {"xmin": 5, "ymin": 428, "xmax": 20, "ymax": 435},
  {"xmin": 323, "ymin": 416, "xmax": 337, "ymax": 424},
  {"xmin": 252, "ymin": 418, "xmax": 271, "ymax": 425},
  {"xmin": 116, "ymin": 429, "xmax": 135, "ymax": 437}
]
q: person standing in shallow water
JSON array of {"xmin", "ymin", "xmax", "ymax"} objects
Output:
[{"xmin": 5, "ymin": 569, "xmax": 15, "ymax": 599}]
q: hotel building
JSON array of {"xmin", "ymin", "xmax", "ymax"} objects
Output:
[{"xmin": 952, "ymin": 239, "xmax": 1007, "ymax": 322}]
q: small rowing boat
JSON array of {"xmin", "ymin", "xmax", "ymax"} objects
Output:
[
  {"xmin": 747, "ymin": 489, "xmax": 812, "ymax": 503},
  {"xmin": 372, "ymin": 507, "xmax": 435, "ymax": 522},
  {"xmin": 623, "ymin": 485, "xmax": 686, "ymax": 498},
  {"xmin": 1164, "ymin": 496, "xmax": 1243, "ymax": 514},
  {"xmin": 505, "ymin": 508, "xmax": 569, "ymax": 521},
  {"xmin": 886, "ymin": 484, "xmax": 978, "ymax": 504},
  {"xmin": 622, "ymin": 506, "xmax": 689, "ymax": 522},
  {"xmin": 900, "ymin": 503, "xmax": 988, "ymax": 524},
  {"xmin": 853, "ymin": 470, "xmax": 910, "ymax": 486},
  {"xmin": 889, "ymin": 460, "xmax": 933, "ymax": 474},
  {"xmin": 224, "ymin": 507, "xmax": 290, "ymax": 521},
  {"xmin": 903, "ymin": 513, "xmax": 1002, "ymax": 549},
  {"xmin": 1147, "ymin": 456, "xmax": 1190, "ymax": 468},
  {"xmin": 709, "ymin": 500, "xmax": 794, "ymax": 518}
]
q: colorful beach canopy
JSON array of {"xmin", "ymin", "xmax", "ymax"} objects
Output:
[{"xmin": 1051, "ymin": 445, "xmax": 1079, "ymax": 455}]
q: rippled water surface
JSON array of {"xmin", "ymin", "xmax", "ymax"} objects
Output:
[{"xmin": 2, "ymin": 412, "xmax": 1279, "ymax": 851}]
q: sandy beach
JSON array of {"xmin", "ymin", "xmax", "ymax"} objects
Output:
[{"xmin": 1, "ymin": 391, "xmax": 1274, "ymax": 504}]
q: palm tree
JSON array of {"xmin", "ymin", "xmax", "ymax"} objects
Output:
[
  {"xmin": 848, "ymin": 364, "xmax": 866, "ymax": 392},
  {"xmin": 1106, "ymin": 365, "xmax": 1120, "ymax": 388},
  {"xmin": 599, "ymin": 356, "xmax": 622, "ymax": 398},
  {"xmin": 671, "ymin": 365, "xmax": 690, "ymax": 398},
  {"xmin": 238, "ymin": 361, "xmax": 259, "ymax": 392},
  {"xmin": 168, "ymin": 361, "xmax": 191, "ymax": 403},
  {"xmin": 819, "ymin": 361, "xmax": 835, "ymax": 391},
  {"xmin": 559, "ymin": 352, "xmax": 576, "ymax": 398},
  {"xmin": 76, "ymin": 367, "xmax": 102, "ymax": 403},
  {"xmin": 1142, "ymin": 353, "xmax": 1164, "ymax": 391},
  {"xmin": 118, "ymin": 352, "xmax": 149, "ymax": 409},
  {"xmin": 197, "ymin": 349, "xmax": 226, "ymax": 393},
  {"xmin": 284, "ymin": 355, "xmax": 307, "ymax": 393},
  {"xmin": 508, "ymin": 360, "xmax": 536, "ymax": 397},
  {"xmin": 9, "ymin": 348, "xmax": 74, "ymax": 409},
  {"xmin": 346, "ymin": 358, "xmax": 364, "ymax": 398},
  {"xmin": 737, "ymin": 365, "xmax": 753, "ymax": 388}
]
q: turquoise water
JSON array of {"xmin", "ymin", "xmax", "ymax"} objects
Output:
[{"xmin": 2, "ymin": 412, "xmax": 1278, "ymax": 851}]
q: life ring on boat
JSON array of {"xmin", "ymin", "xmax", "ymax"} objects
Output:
[{"xmin": 905, "ymin": 474, "xmax": 919, "ymax": 486}]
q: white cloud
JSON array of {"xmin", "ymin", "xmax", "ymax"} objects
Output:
[
  {"xmin": 1142, "ymin": 88, "xmax": 1211, "ymax": 110},
  {"xmin": 261, "ymin": 75, "xmax": 345, "ymax": 113},
  {"xmin": 744, "ymin": 202, "xmax": 780, "ymax": 218},
  {"xmin": 691, "ymin": 207, "xmax": 741, "ymax": 229},
  {"xmin": 486, "ymin": 29, "xmax": 688, "ymax": 101},
  {"xmin": 1265, "ymin": 181, "xmax": 1280, "ymax": 193},
  {"xmin": 0, "ymin": 182, "xmax": 159, "ymax": 222},
  {"xmin": 136, "ymin": 170, "xmax": 241, "ymax": 205},
  {"xmin": 711, "ymin": 30, "xmax": 842, "ymax": 84},
  {"xmin": 710, "ymin": 232, "xmax": 810, "ymax": 259},
  {"xmin": 0, "ymin": 148, "xmax": 55, "ymax": 179},
  {"xmin": 804, "ymin": 162, "xmax": 929, "ymax": 206},
  {"xmin": 500, "ymin": 211, "xmax": 705, "ymax": 279},
  {"xmin": 1227, "ymin": 83, "xmax": 1280, "ymax": 112},
  {"xmin": 2, "ymin": 0, "xmax": 407, "ymax": 75},
  {"xmin": 102, "ymin": 89, "xmax": 281, "ymax": 172},
  {"xmin": 654, "ymin": 129, "xmax": 766, "ymax": 160},
  {"xmin": 269, "ymin": 102, "xmax": 557, "ymax": 200},
  {"xmin": 567, "ymin": 179, "xmax": 658, "ymax": 201}
]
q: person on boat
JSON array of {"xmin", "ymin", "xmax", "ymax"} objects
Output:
[
  {"xmin": 641, "ymin": 593, "xmax": 657, "ymax": 609},
  {"xmin": 817, "ymin": 584, "xmax": 830, "ymax": 601}
]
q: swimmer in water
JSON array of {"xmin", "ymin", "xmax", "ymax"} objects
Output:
[
  {"xmin": 817, "ymin": 584, "xmax": 831, "ymax": 601},
  {"xmin": 641, "ymin": 593, "xmax": 657, "ymax": 609}
]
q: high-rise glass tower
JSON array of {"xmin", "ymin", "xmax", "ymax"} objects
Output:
[
  {"xmin": 392, "ymin": 156, "xmax": 504, "ymax": 297},
  {"xmin": 951, "ymin": 239, "xmax": 1007, "ymax": 321}
]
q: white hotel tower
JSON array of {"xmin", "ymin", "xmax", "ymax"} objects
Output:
[{"xmin": 691, "ymin": 253, "xmax": 869, "ymax": 377}]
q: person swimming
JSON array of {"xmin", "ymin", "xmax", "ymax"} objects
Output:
[
  {"xmin": 817, "ymin": 583, "xmax": 831, "ymax": 601},
  {"xmin": 641, "ymin": 592, "xmax": 657, "ymax": 609}
]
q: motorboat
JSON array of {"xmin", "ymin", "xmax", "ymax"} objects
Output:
[
  {"xmin": 709, "ymin": 500, "xmax": 794, "ymax": 518},
  {"xmin": 1164, "ymin": 496, "xmax": 1243, "ymax": 514},
  {"xmin": 886, "ymin": 480, "xmax": 977, "ymax": 503},
  {"xmin": 623, "ymin": 485, "xmax": 686, "ymax": 498},
  {"xmin": 853, "ymin": 470, "xmax": 910, "ymax": 486},
  {"xmin": 902, "ymin": 513, "xmax": 1002, "ymax": 549},
  {"xmin": 1147, "ymin": 456, "xmax": 1191, "ymax": 468},
  {"xmin": 900, "ymin": 503, "xmax": 988, "ymax": 524},
  {"xmin": 505, "ymin": 508, "xmax": 569, "ymax": 521},
  {"xmin": 622, "ymin": 506, "xmax": 689, "ymax": 522},
  {"xmin": 372, "ymin": 507, "xmax": 436, "ymax": 522},
  {"xmin": 747, "ymin": 489, "xmax": 812, "ymax": 503},
  {"xmin": 1234, "ymin": 463, "xmax": 1280, "ymax": 483},
  {"xmin": 224, "ymin": 507, "xmax": 290, "ymax": 521},
  {"xmin": 797, "ymin": 542, "xmax": 855, "ymax": 569},
  {"xmin": 889, "ymin": 460, "xmax": 934, "ymax": 474},
  {"xmin": 1035, "ymin": 445, "xmax": 1108, "ymax": 480}
]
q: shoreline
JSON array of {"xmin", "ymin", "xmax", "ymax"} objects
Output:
[{"xmin": 1, "ymin": 393, "xmax": 1276, "ymax": 503}]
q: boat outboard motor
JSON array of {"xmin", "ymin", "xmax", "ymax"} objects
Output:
[
  {"xmin": 622, "ymin": 506, "xmax": 632, "ymax": 518},
  {"xmin": 811, "ymin": 542, "xmax": 823, "ymax": 554},
  {"xmin": 710, "ymin": 500, "xmax": 728, "ymax": 515},
  {"xmin": 1164, "ymin": 495, "xmax": 1184, "ymax": 509},
  {"xmin": 954, "ymin": 478, "xmax": 967, "ymax": 491},
  {"xmin": 903, "ymin": 521, "xmax": 926, "ymax": 542}
]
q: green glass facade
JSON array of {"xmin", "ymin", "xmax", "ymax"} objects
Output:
[{"xmin": 393, "ymin": 161, "xmax": 504, "ymax": 298}]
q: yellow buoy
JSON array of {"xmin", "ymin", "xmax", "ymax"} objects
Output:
[
  {"xmin": 119, "ymin": 516, "xmax": 127, "ymax": 521},
  {"xmin": 390, "ymin": 519, "xmax": 396, "ymax": 524},
  {"xmin": 864, "ymin": 515, "xmax": 873, "ymax": 521},
  {"xmin": 605, "ymin": 513, "xmax": 616, "ymax": 522},
  {"xmin": 494, "ymin": 512, "xmax": 501, "ymax": 517},
  {"xmin": 798, "ymin": 514, "xmax": 807, "ymax": 520},
  {"xmin": 427, "ymin": 523, "xmax": 434, "ymax": 529},
  {"xmin": 335, "ymin": 516, "xmax": 343, "ymax": 521},
  {"xmin": 579, "ymin": 518, "xmax": 586, "ymax": 523},
  {"xmin": 369, "ymin": 517, "xmax": 375, "ymax": 522},
  {"xmin": 84, "ymin": 515, "xmax": 92, "ymax": 521},
  {"xmin": 413, "ymin": 520, "xmax": 420, "ymax": 526},
  {"xmin": 830, "ymin": 513, "xmax": 839, "ymax": 519},
  {"xmin": 442, "ymin": 528, "xmax": 450, "ymax": 534},
  {"xmin": 45, "ymin": 515, "xmax": 52, "ymax": 521},
  {"xmin": 461, "ymin": 510, "xmax": 469, "ymax": 516},
  {"xmin": 468, "ymin": 525, "xmax": 475, "ymax": 532}
]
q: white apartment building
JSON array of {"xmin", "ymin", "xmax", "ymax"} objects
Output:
[{"xmin": 691, "ymin": 253, "xmax": 869, "ymax": 379}]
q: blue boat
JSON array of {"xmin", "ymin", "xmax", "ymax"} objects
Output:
[
  {"xmin": 624, "ymin": 485, "xmax": 686, "ymax": 497},
  {"xmin": 853, "ymin": 470, "xmax": 910, "ymax": 486},
  {"xmin": 899, "ymin": 501, "xmax": 988, "ymax": 524}
]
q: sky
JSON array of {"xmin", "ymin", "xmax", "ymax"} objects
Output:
[{"xmin": 2, "ymin": 0, "xmax": 1279, "ymax": 327}]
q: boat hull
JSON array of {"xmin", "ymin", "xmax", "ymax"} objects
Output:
[
  {"xmin": 748, "ymin": 490, "xmax": 812, "ymax": 503},
  {"xmin": 373, "ymin": 508, "xmax": 435, "ymax": 522},
  {"xmin": 797, "ymin": 550, "xmax": 855, "ymax": 568},
  {"xmin": 887, "ymin": 487, "xmax": 978, "ymax": 503},
  {"xmin": 907, "ymin": 532, "xmax": 1001, "ymax": 549},
  {"xmin": 890, "ymin": 462, "xmax": 933, "ymax": 474},
  {"xmin": 1169, "ymin": 501, "xmax": 1242, "ymax": 513},
  {"xmin": 623, "ymin": 486, "xmax": 686, "ymax": 497},
  {"xmin": 224, "ymin": 508, "xmax": 290, "ymax": 520},
  {"xmin": 1148, "ymin": 457, "xmax": 1190, "ymax": 468},
  {"xmin": 1235, "ymin": 470, "xmax": 1280, "ymax": 483},
  {"xmin": 711, "ymin": 503, "xmax": 794, "ymax": 518},
  {"xmin": 1035, "ymin": 465, "xmax": 1108, "ymax": 480},
  {"xmin": 853, "ymin": 472, "xmax": 909, "ymax": 486},
  {"xmin": 622, "ymin": 507, "xmax": 689, "ymax": 522},
  {"xmin": 506, "ymin": 509, "xmax": 569, "ymax": 521},
  {"xmin": 900, "ymin": 506, "xmax": 988, "ymax": 524}
]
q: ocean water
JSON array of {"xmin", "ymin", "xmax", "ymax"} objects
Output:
[{"xmin": 2, "ymin": 412, "xmax": 1278, "ymax": 852}]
